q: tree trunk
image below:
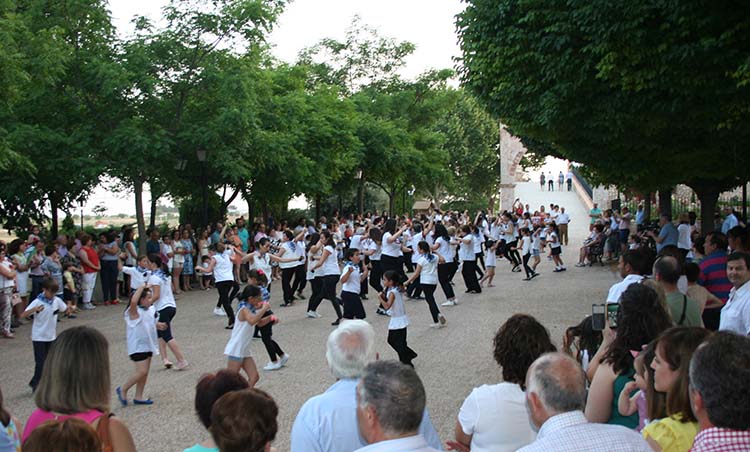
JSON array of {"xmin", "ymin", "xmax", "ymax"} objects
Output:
[
  {"xmin": 50, "ymin": 197, "xmax": 59, "ymax": 238},
  {"xmin": 658, "ymin": 187, "xmax": 673, "ymax": 219},
  {"xmin": 388, "ymin": 193, "xmax": 395, "ymax": 216},
  {"xmin": 358, "ymin": 177, "xmax": 365, "ymax": 215},
  {"xmin": 149, "ymin": 192, "xmax": 159, "ymax": 230},
  {"xmin": 694, "ymin": 185, "xmax": 721, "ymax": 235},
  {"xmin": 134, "ymin": 179, "xmax": 147, "ymax": 254},
  {"xmin": 315, "ymin": 196, "xmax": 321, "ymax": 222},
  {"xmin": 643, "ymin": 192, "xmax": 652, "ymax": 224},
  {"xmin": 262, "ymin": 202, "xmax": 270, "ymax": 226},
  {"xmin": 221, "ymin": 187, "xmax": 241, "ymax": 218}
]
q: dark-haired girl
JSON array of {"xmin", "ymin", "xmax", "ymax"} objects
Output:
[
  {"xmin": 432, "ymin": 224, "xmax": 458, "ymax": 306},
  {"xmin": 117, "ymin": 283, "xmax": 160, "ymax": 406},
  {"xmin": 380, "ymin": 219, "xmax": 410, "ymax": 286},
  {"xmin": 458, "ymin": 225, "xmax": 481, "ymax": 294},
  {"xmin": 196, "ymin": 240, "xmax": 239, "ymax": 327},
  {"xmin": 308, "ymin": 231, "xmax": 344, "ymax": 325},
  {"xmin": 380, "ymin": 270, "xmax": 417, "ymax": 367},
  {"xmin": 277, "ymin": 230, "xmax": 306, "ymax": 307},
  {"xmin": 223, "ymin": 285, "xmax": 272, "ymax": 386},
  {"xmin": 146, "ymin": 254, "xmax": 188, "ymax": 371},
  {"xmin": 340, "ymin": 248, "xmax": 368, "ymax": 320},
  {"xmin": 406, "ymin": 241, "xmax": 446, "ymax": 328}
]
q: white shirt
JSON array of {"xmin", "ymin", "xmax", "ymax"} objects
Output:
[
  {"xmin": 24, "ymin": 295, "xmax": 67, "ymax": 342},
  {"xmin": 521, "ymin": 236, "xmax": 532, "ymax": 255},
  {"xmin": 125, "ymin": 305, "xmax": 159, "ymax": 355},
  {"xmin": 321, "ymin": 245, "xmax": 340, "ymax": 276},
  {"xmin": 121, "ymin": 266, "xmax": 151, "ymax": 290},
  {"xmin": 458, "ymin": 236, "xmax": 475, "ymax": 262},
  {"xmin": 472, "ymin": 233, "xmax": 483, "ymax": 254},
  {"xmin": 349, "ymin": 234, "xmax": 363, "ymax": 251},
  {"xmin": 458, "ymin": 382, "xmax": 535, "ymax": 452},
  {"xmin": 435, "ymin": 237, "xmax": 453, "ymax": 263},
  {"xmin": 517, "ymin": 411, "xmax": 650, "ymax": 452},
  {"xmin": 417, "ymin": 255, "xmax": 438, "ymax": 285},
  {"xmin": 548, "ymin": 231, "xmax": 560, "ymax": 249},
  {"xmin": 720, "ymin": 280, "xmax": 750, "ymax": 335},
  {"xmin": 677, "ymin": 223, "xmax": 692, "ymax": 250},
  {"xmin": 279, "ymin": 242, "xmax": 301, "ymax": 269},
  {"xmin": 213, "ymin": 250, "xmax": 234, "ymax": 282},
  {"xmin": 148, "ymin": 272, "xmax": 176, "ymax": 311},
  {"xmin": 557, "ymin": 213, "xmax": 570, "ymax": 225},
  {"xmin": 368, "ymin": 239, "xmax": 382, "ymax": 261},
  {"xmin": 340, "ymin": 263, "xmax": 361, "ymax": 294},
  {"xmin": 607, "ymin": 274, "xmax": 644, "ymax": 303},
  {"xmin": 411, "ymin": 232, "xmax": 425, "ymax": 264},
  {"xmin": 387, "ymin": 287, "xmax": 409, "ymax": 330},
  {"xmin": 252, "ymin": 252, "xmax": 273, "ymax": 276},
  {"xmin": 224, "ymin": 304, "xmax": 255, "ymax": 358},
  {"xmin": 355, "ymin": 435, "xmax": 440, "ymax": 452},
  {"xmin": 382, "ymin": 232, "xmax": 403, "ymax": 257},
  {"xmin": 290, "ymin": 379, "xmax": 442, "ymax": 452},
  {"xmin": 0, "ymin": 257, "xmax": 14, "ymax": 289}
]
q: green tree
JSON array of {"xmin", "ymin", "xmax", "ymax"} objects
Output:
[{"xmin": 456, "ymin": 0, "xmax": 750, "ymax": 231}]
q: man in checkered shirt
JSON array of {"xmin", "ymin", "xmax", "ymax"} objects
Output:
[
  {"xmin": 689, "ymin": 332, "xmax": 750, "ymax": 452},
  {"xmin": 519, "ymin": 353, "xmax": 650, "ymax": 452}
]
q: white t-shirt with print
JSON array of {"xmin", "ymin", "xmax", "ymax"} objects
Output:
[{"xmin": 25, "ymin": 296, "xmax": 67, "ymax": 342}]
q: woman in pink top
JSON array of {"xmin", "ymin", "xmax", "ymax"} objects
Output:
[{"xmin": 23, "ymin": 326, "xmax": 136, "ymax": 451}]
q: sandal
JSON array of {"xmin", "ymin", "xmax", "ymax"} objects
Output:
[
  {"xmin": 133, "ymin": 398, "xmax": 153, "ymax": 405},
  {"xmin": 116, "ymin": 386, "xmax": 128, "ymax": 406},
  {"xmin": 163, "ymin": 360, "xmax": 173, "ymax": 369}
]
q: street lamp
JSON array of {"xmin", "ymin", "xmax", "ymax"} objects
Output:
[
  {"xmin": 78, "ymin": 195, "xmax": 85, "ymax": 230},
  {"xmin": 196, "ymin": 150, "xmax": 208, "ymax": 228},
  {"xmin": 355, "ymin": 169, "xmax": 364, "ymax": 215}
]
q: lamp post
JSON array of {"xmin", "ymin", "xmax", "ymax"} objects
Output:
[
  {"xmin": 196, "ymin": 150, "xmax": 208, "ymax": 228},
  {"xmin": 408, "ymin": 185, "xmax": 415, "ymax": 218},
  {"xmin": 78, "ymin": 195, "xmax": 85, "ymax": 230}
]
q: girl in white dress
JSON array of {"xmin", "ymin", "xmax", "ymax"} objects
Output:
[{"xmin": 224, "ymin": 285, "xmax": 272, "ymax": 387}]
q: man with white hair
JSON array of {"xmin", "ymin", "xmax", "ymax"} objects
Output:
[
  {"xmin": 355, "ymin": 360, "xmax": 440, "ymax": 452},
  {"xmin": 519, "ymin": 353, "xmax": 649, "ymax": 452},
  {"xmin": 290, "ymin": 320, "xmax": 441, "ymax": 452}
]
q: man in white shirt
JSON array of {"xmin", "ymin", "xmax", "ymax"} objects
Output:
[
  {"xmin": 355, "ymin": 360, "xmax": 440, "ymax": 452},
  {"xmin": 720, "ymin": 252, "xmax": 750, "ymax": 335},
  {"xmin": 607, "ymin": 249, "xmax": 646, "ymax": 303},
  {"xmin": 519, "ymin": 353, "xmax": 650, "ymax": 452},
  {"xmin": 556, "ymin": 207, "xmax": 570, "ymax": 246},
  {"xmin": 290, "ymin": 321, "xmax": 441, "ymax": 452}
]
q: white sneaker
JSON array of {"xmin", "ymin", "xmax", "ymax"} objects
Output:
[
  {"xmin": 306, "ymin": 311, "xmax": 321, "ymax": 318},
  {"xmin": 279, "ymin": 354, "xmax": 290, "ymax": 366},
  {"xmin": 213, "ymin": 307, "xmax": 222, "ymax": 316},
  {"xmin": 263, "ymin": 361, "xmax": 283, "ymax": 371},
  {"xmin": 441, "ymin": 300, "xmax": 457, "ymax": 307},
  {"xmin": 438, "ymin": 314, "xmax": 447, "ymax": 325},
  {"xmin": 82, "ymin": 303, "xmax": 96, "ymax": 310},
  {"xmin": 430, "ymin": 322, "xmax": 441, "ymax": 328}
]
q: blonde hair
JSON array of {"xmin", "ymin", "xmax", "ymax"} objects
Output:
[{"xmin": 35, "ymin": 326, "xmax": 111, "ymax": 414}]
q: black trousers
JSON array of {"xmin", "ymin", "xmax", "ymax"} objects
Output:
[
  {"xmin": 522, "ymin": 253, "xmax": 534, "ymax": 278},
  {"xmin": 703, "ymin": 307, "xmax": 721, "ymax": 331},
  {"xmin": 30, "ymin": 275, "xmax": 45, "ymax": 303},
  {"xmin": 421, "ymin": 283, "xmax": 440, "ymax": 323},
  {"xmin": 406, "ymin": 278, "xmax": 422, "ymax": 298},
  {"xmin": 308, "ymin": 275, "xmax": 342, "ymax": 318},
  {"xmin": 462, "ymin": 260, "xmax": 482, "ymax": 292},
  {"xmin": 358, "ymin": 262, "xmax": 368, "ymax": 296},
  {"xmin": 475, "ymin": 252, "xmax": 485, "ymax": 278},
  {"xmin": 448, "ymin": 257, "xmax": 459, "ymax": 282},
  {"xmin": 100, "ymin": 260, "xmax": 119, "ymax": 301},
  {"xmin": 381, "ymin": 255, "xmax": 406, "ymax": 283},
  {"xmin": 258, "ymin": 322, "xmax": 284, "ymax": 362},
  {"xmin": 388, "ymin": 328, "xmax": 417, "ymax": 367},
  {"xmin": 369, "ymin": 261, "xmax": 383, "ymax": 293},
  {"xmin": 30, "ymin": 340, "xmax": 53, "ymax": 390},
  {"xmin": 216, "ymin": 280, "xmax": 236, "ymax": 325},
  {"xmin": 292, "ymin": 264, "xmax": 306, "ymax": 294},
  {"xmin": 281, "ymin": 267, "xmax": 296, "ymax": 304},
  {"xmin": 342, "ymin": 291, "xmax": 366, "ymax": 319},
  {"xmin": 437, "ymin": 263, "xmax": 455, "ymax": 299}
]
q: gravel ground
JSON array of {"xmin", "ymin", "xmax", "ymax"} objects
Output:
[{"xmin": 0, "ymin": 182, "xmax": 619, "ymax": 451}]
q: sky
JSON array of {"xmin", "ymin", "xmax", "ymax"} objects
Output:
[{"xmin": 83, "ymin": 0, "xmax": 465, "ymax": 216}]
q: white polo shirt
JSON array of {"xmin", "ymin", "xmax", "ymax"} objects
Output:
[
  {"xmin": 720, "ymin": 280, "xmax": 750, "ymax": 335},
  {"xmin": 607, "ymin": 274, "xmax": 645, "ymax": 303}
]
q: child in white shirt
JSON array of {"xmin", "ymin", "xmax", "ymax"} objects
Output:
[
  {"xmin": 21, "ymin": 278, "xmax": 69, "ymax": 391},
  {"xmin": 117, "ymin": 283, "xmax": 161, "ymax": 406},
  {"xmin": 379, "ymin": 270, "xmax": 417, "ymax": 367}
]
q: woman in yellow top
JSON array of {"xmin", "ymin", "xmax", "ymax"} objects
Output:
[{"xmin": 643, "ymin": 327, "xmax": 711, "ymax": 451}]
